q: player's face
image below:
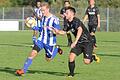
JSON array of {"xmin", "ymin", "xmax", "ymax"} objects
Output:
[
  {"xmin": 65, "ymin": 10, "xmax": 72, "ymax": 20},
  {"xmin": 41, "ymin": 6, "xmax": 49, "ymax": 16},
  {"xmin": 89, "ymin": 0, "xmax": 95, "ymax": 6},
  {"xmin": 37, "ymin": 2, "xmax": 41, "ymax": 8},
  {"xmin": 64, "ymin": 2, "xmax": 70, "ymax": 7}
]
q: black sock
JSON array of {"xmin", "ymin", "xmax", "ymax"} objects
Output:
[
  {"xmin": 91, "ymin": 35, "xmax": 96, "ymax": 44},
  {"xmin": 68, "ymin": 61, "xmax": 75, "ymax": 75},
  {"xmin": 90, "ymin": 55, "xmax": 96, "ymax": 62},
  {"xmin": 67, "ymin": 33, "xmax": 72, "ymax": 44}
]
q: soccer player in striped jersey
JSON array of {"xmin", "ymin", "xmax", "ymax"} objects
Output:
[
  {"xmin": 16, "ymin": 2, "xmax": 63, "ymax": 76},
  {"xmin": 32, "ymin": 0, "xmax": 42, "ymax": 45}
]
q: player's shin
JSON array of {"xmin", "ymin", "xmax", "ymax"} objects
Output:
[
  {"xmin": 67, "ymin": 33, "xmax": 72, "ymax": 46},
  {"xmin": 68, "ymin": 61, "xmax": 75, "ymax": 76},
  {"xmin": 91, "ymin": 35, "xmax": 97, "ymax": 47},
  {"xmin": 51, "ymin": 47, "xmax": 58, "ymax": 59},
  {"xmin": 23, "ymin": 58, "xmax": 33, "ymax": 73}
]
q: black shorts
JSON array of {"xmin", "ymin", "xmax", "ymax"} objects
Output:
[
  {"xmin": 70, "ymin": 42, "xmax": 93, "ymax": 59},
  {"xmin": 88, "ymin": 24, "xmax": 97, "ymax": 33}
]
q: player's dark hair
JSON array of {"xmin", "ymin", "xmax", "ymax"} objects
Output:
[
  {"xmin": 64, "ymin": 0, "xmax": 70, "ymax": 4},
  {"xmin": 66, "ymin": 7, "xmax": 76, "ymax": 14},
  {"xmin": 36, "ymin": 0, "xmax": 41, "ymax": 3}
]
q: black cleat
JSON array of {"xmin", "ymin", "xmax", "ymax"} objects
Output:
[
  {"xmin": 56, "ymin": 45, "xmax": 63, "ymax": 55},
  {"xmin": 68, "ymin": 73, "xmax": 74, "ymax": 77},
  {"xmin": 58, "ymin": 48, "xmax": 63, "ymax": 55}
]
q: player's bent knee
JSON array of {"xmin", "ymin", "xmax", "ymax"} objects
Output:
[
  {"xmin": 84, "ymin": 59, "xmax": 91, "ymax": 64},
  {"xmin": 69, "ymin": 53, "xmax": 76, "ymax": 62},
  {"xmin": 29, "ymin": 50, "xmax": 38, "ymax": 59}
]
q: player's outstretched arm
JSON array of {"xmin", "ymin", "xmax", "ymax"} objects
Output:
[
  {"xmin": 83, "ymin": 15, "xmax": 88, "ymax": 23},
  {"xmin": 47, "ymin": 27, "xmax": 66, "ymax": 35}
]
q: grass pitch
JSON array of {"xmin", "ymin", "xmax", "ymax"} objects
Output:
[{"xmin": 0, "ymin": 31, "xmax": 120, "ymax": 80}]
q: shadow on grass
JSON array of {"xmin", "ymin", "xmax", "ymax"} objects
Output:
[
  {"xmin": 0, "ymin": 67, "xmax": 17, "ymax": 76},
  {"xmin": 0, "ymin": 43, "xmax": 69, "ymax": 48},
  {"xmin": 98, "ymin": 54, "xmax": 120, "ymax": 57},
  {"xmin": 0, "ymin": 43, "xmax": 32, "ymax": 48},
  {"xmin": 0, "ymin": 67, "xmax": 79, "ymax": 76},
  {"xmin": 99, "ymin": 40, "xmax": 120, "ymax": 43}
]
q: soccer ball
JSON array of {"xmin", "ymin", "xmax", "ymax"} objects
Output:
[{"xmin": 25, "ymin": 17, "xmax": 36, "ymax": 28}]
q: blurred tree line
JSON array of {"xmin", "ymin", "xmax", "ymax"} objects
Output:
[{"xmin": 0, "ymin": 0, "xmax": 120, "ymax": 8}]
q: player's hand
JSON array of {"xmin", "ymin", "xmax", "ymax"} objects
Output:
[{"xmin": 71, "ymin": 42, "xmax": 76, "ymax": 48}]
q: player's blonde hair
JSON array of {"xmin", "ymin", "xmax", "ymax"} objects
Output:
[{"xmin": 41, "ymin": 2, "xmax": 50, "ymax": 9}]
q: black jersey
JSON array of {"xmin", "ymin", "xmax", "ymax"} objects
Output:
[
  {"xmin": 60, "ymin": 7, "xmax": 69, "ymax": 31},
  {"xmin": 66, "ymin": 17, "xmax": 92, "ymax": 43},
  {"xmin": 85, "ymin": 6, "xmax": 100, "ymax": 25},
  {"xmin": 60, "ymin": 7, "xmax": 66, "ymax": 15}
]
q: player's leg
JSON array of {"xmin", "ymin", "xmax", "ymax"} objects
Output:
[
  {"xmin": 32, "ymin": 19, "xmax": 40, "ymax": 44},
  {"xmin": 63, "ymin": 19, "xmax": 72, "ymax": 47},
  {"xmin": 16, "ymin": 41, "xmax": 43, "ymax": 76},
  {"xmin": 32, "ymin": 30, "xmax": 38, "ymax": 44},
  {"xmin": 16, "ymin": 50, "xmax": 38, "ymax": 76},
  {"xmin": 66, "ymin": 32, "xmax": 72, "ymax": 46},
  {"xmin": 68, "ymin": 44, "xmax": 82, "ymax": 77},
  {"xmin": 44, "ymin": 45, "xmax": 63, "ymax": 61},
  {"xmin": 83, "ymin": 42, "xmax": 100, "ymax": 64},
  {"xmin": 89, "ymin": 25, "xmax": 97, "ymax": 48},
  {"xmin": 68, "ymin": 52, "xmax": 76, "ymax": 77}
]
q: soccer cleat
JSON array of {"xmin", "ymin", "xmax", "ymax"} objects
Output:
[
  {"xmin": 58, "ymin": 47, "xmax": 63, "ymax": 55},
  {"xmin": 68, "ymin": 73, "xmax": 74, "ymax": 77},
  {"xmin": 15, "ymin": 69, "xmax": 24, "ymax": 76},
  {"xmin": 92, "ymin": 54, "xmax": 100, "ymax": 63}
]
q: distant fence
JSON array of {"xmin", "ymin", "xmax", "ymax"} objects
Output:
[{"xmin": 0, "ymin": 7, "xmax": 120, "ymax": 32}]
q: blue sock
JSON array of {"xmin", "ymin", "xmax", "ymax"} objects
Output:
[
  {"xmin": 23, "ymin": 58, "xmax": 33, "ymax": 73},
  {"xmin": 51, "ymin": 47, "xmax": 58, "ymax": 59}
]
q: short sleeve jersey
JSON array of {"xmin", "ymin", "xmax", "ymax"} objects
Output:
[
  {"xmin": 85, "ymin": 6, "xmax": 100, "ymax": 25},
  {"xmin": 66, "ymin": 17, "xmax": 92, "ymax": 43},
  {"xmin": 38, "ymin": 15, "xmax": 61, "ymax": 46}
]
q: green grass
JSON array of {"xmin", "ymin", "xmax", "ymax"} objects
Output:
[{"xmin": 0, "ymin": 31, "xmax": 120, "ymax": 80}]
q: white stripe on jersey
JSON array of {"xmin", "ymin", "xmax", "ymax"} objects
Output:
[
  {"xmin": 34, "ymin": 8, "xmax": 42, "ymax": 18},
  {"xmin": 38, "ymin": 15, "xmax": 60, "ymax": 46},
  {"xmin": 34, "ymin": 8, "xmax": 42, "ymax": 27},
  {"xmin": 43, "ymin": 27, "xmax": 47, "ymax": 44}
]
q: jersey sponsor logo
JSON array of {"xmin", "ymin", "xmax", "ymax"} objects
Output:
[{"xmin": 88, "ymin": 12, "xmax": 95, "ymax": 15}]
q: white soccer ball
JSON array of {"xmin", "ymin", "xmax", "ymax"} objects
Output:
[{"xmin": 25, "ymin": 17, "xmax": 36, "ymax": 28}]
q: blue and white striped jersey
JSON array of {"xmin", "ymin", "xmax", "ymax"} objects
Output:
[
  {"xmin": 34, "ymin": 8, "xmax": 42, "ymax": 28},
  {"xmin": 34, "ymin": 8, "xmax": 42, "ymax": 19},
  {"xmin": 38, "ymin": 15, "xmax": 61, "ymax": 46}
]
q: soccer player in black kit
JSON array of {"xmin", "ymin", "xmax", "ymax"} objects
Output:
[
  {"xmin": 60, "ymin": 0, "xmax": 72, "ymax": 46},
  {"xmin": 83, "ymin": 0, "xmax": 100, "ymax": 48},
  {"xmin": 50, "ymin": 7, "xmax": 100, "ymax": 77}
]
